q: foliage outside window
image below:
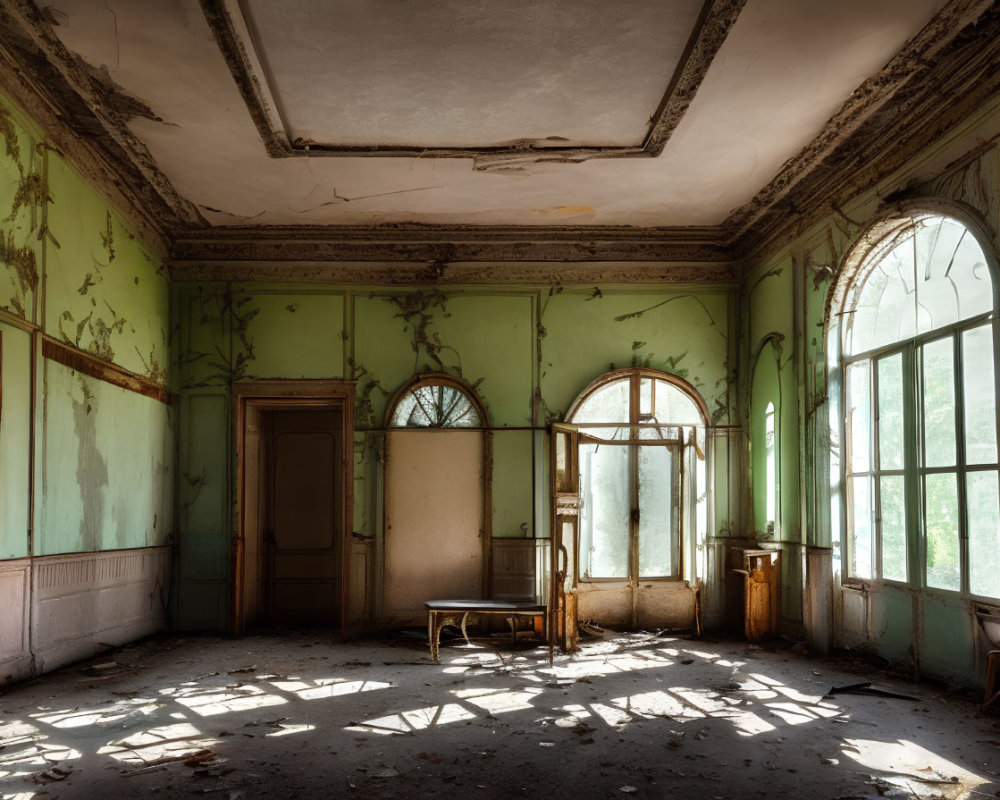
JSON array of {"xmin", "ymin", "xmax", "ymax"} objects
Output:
[{"xmin": 839, "ymin": 213, "xmax": 999, "ymax": 598}]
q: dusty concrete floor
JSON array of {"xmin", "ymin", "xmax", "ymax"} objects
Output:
[{"xmin": 1, "ymin": 629, "xmax": 998, "ymax": 800}]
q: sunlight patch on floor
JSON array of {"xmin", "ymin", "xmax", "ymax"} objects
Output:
[{"xmin": 840, "ymin": 738, "xmax": 988, "ymax": 799}]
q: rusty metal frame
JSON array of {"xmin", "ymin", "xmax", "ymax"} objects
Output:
[
  {"xmin": 383, "ymin": 373, "xmax": 494, "ymax": 601},
  {"xmin": 199, "ymin": 0, "xmax": 745, "ymax": 166},
  {"xmin": 231, "ymin": 380, "xmax": 356, "ymax": 637}
]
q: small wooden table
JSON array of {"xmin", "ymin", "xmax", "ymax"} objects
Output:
[{"xmin": 425, "ymin": 600, "xmax": 547, "ymax": 662}]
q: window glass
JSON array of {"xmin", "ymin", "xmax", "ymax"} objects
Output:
[
  {"xmin": 879, "ymin": 475, "xmax": 907, "ymax": 582},
  {"xmin": 877, "ymin": 354, "xmax": 904, "ymax": 470},
  {"xmin": 638, "ymin": 446, "xmax": 676, "ymax": 577},
  {"xmin": 921, "ymin": 338, "xmax": 956, "ymax": 468},
  {"xmin": 573, "ymin": 380, "xmax": 630, "ymax": 424},
  {"xmin": 963, "ymin": 324, "xmax": 997, "ymax": 465},
  {"xmin": 915, "ymin": 218, "xmax": 963, "ymax": 333},
  {"xmin": 391, "ymin": 383, "xmax": 480, "ymax": 428},
  {"xmin": 652, "ymin": 380, "xmax": 703, "ymax": 426},
  {"xmin": 925, "ymin": 472, "xmax": 960, "ymax": 591},
  {"xmin": 579, "ymin": 443, "xmax": 629, "ymax": 578},
  {"xmin": 968, "ymin": 469, "xmax": 1000, "ymax": 597},
  {"xmin": 850, "ymin": 475, "xmax": 873, "ymax": 580},
  {"xmin": 846, "ymin": 361, "xmax": 871, "ymax": 473},
  {"xmin": 765, "ymin": 403, "xmax": 776, "ymax": 526}
]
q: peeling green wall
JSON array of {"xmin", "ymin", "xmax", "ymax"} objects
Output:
[
  {"xmin": 174, "ymin": 282, "xmax": 737, "ymax": 629},
  {"xmin": 0, "ymin": 90, "xmax": 172, "ymax": 562},
  {"xmin": 747, "ymin": 94, "xmax": 1000, "ymax": 683}
]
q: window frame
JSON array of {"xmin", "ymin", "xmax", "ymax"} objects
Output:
[{"xmin": 834, "ymin": 208, "xmax": 1000, "ymax": 602}]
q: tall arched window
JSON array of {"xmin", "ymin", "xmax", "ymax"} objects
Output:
[
  {"xmin": 833, "ymin": 212, "xmax": 1000, "ymax": 599},
  {"xmin": 765, "ymin": 401, "xmax": 776, "ymax": 534},
  {"xmin": 566, "ymin": 369, "xmax": 707, "ymax": 583}
]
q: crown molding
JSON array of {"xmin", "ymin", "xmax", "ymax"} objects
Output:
[
  {"xmin": 169, "ymin": 225, "xmax": 737, "ymax": 283},
  {"xmin": 727, "ymin": 0, "xmax": 1000, "ymax": 263},
  {"xmin": 0, "ymin": 0, "xmax": 205, "ymax": 239}
]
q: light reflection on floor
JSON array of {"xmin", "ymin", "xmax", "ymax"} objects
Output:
[{"xmin": 0, "ymin": 632, "xmax": 993, "ymax": 798}]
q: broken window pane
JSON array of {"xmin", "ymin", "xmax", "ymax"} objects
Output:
[
  {"xmin": 925, "ymin": 472, "xmax": 959, "ymax": 591},
  {"xmin": 579, "ymin": 443, "xmax": 629, "ymax": 579},
  {"xmin": 638, "ymin": 445, "xmax": 677, "ymax": 578},
  {"xmin": 962, "ymin": 324, "xmax": 997, "ymax": 465},
  {"xmin": 879, "ymin": 475, "xmax": 906, "ymax": 582},
  {"xmin": 921, "ymin": 338, "xmax": 956, "ymax": 468},
  {"xmin": 968, "ymin": 470, "xmax": 1000, "ymax": 597},
  {"xmin": 391, "ymin": 383, "xmax": 481, "ymax": 428}
]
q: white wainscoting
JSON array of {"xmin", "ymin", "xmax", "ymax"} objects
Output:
[
  {"xmin": 0, "ymin": 558, "xmax": 31, "ymax": 684},
  {"xmin": 27, "ymin": 546, "xmax": 170, "ymax": 676}
]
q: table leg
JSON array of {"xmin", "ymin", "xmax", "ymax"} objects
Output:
[{"xmin": 428, "ymin": 611, "xmax": 439, "ymax": 663}]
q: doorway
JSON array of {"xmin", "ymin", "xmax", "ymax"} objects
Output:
[
  {"xmin": 233, "ymin": 382, "xmax": 354, "ymax": 635},
  {"xmin": 563, "ymin": 369, "xmax": 706, "ymax": 631}
]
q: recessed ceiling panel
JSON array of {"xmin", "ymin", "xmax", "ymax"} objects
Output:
[{"xmin": 226, "ymin": 0, "xmax": 708, "ymax": 153}]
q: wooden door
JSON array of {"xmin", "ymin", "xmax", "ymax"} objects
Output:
[
  {"xmin": 551, "ymin": 423, "xmax": 580, "ymax": 653},
  {"xmin": 264, "ymin": 409, "xmax": 343, "ymax": 624}
]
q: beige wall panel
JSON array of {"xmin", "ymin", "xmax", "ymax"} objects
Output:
[{"xmin": 384, "ymin": 431, "xmax": 484, "ymax": 625}]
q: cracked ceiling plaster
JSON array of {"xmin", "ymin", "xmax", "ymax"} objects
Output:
[{"xmin": 42, "ymin": 0, "xmax": 947, "ymax": 228}]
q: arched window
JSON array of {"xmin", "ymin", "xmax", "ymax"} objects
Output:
[
  {"xmin": 566, "ymin": 370, "xmax": 707, "ymax": 582},
  {"xmin": 389, "ymin": 377, "xmax": 483, "ymax": 428},
  {"xmin": 833, "ymin": 212, "xmax": 999, "ymax": 599},
  {"xmin": 765, "ymin": 402, "xmax": 776, "ymax": 534}
]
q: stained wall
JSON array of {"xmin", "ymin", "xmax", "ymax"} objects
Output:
[
  {"xmin": 0, "ymin": 92, "xmax": 173, "ymax": 683},
  {"xmin": 173, "ymin": 283, "xmax": 740, "ymax": 630}
]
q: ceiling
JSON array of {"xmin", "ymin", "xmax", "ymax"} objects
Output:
[{"xmin": 1, "ymin": 0, "xmax": 999, "ymax": 277}]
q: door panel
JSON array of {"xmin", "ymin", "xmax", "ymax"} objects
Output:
[
  {"xmin": 383, "ymin": 430, "xmax": 484, "ymax": 625},
  {"xmin": 266, "ymin": 410, "xmax": 342, "ymax": 624}
]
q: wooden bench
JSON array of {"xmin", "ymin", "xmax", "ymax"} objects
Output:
[{"xmin": 425, "ymin": 600, "xmax": 547, "ymax": 662}]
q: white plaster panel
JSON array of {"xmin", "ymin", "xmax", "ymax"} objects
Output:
[
  {"xmin": 30, "ymin": 547, "xmax": 169, "ymax": 674},
  {"xmin": 0, "ymin": 560, "xmax": 29, "ymax": 661}
]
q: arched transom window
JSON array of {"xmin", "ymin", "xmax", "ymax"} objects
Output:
[
  {"xmin": 390, "ymin": 379, "xmax": 482, "ymax": 428},
  {"xmin": 837, "ymin": 213, "xmax": 999, "ymax": 599}
]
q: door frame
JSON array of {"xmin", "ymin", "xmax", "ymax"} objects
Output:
[{"xmin": 232, "ymin": 380, "xmax": 355, "ymax": 636}]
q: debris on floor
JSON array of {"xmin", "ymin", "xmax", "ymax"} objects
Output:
[{"xmin": 0, "ymin": 631, "xmax": 996, "ymax": 799}]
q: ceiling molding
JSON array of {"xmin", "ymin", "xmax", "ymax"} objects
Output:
[
  {"xmin": 169, "ymin": 224, "xmax": 734, "ymax": 272},
  {"xmin": 0, "ymin": 0, "xmax": 205, "ymax": 237},
  {"xmin": 643, "ymin": 0, "xmax": 746, "ymax": 157},
  {"xmin": 199, "ymin": 0, "xmax": 745, "ymax": 169},
  {"xmin": 727, "ymin": 0, "xmax": 1000, "ymax": 262},
  {"xmin": 169, "ymin": 259, "xmax": 738, "ymax": 286}
]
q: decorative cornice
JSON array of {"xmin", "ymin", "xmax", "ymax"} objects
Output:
[
  {"xmin": 727, "ymin": 0, "xmax": 1000, "ymax": 262},
  {"xmin": 0, "ymin": 0, "xmax": 205, "ymax": 237},
  {"xmin": 168, "ymin": 225, "xmax": 737, "ymax": 283},
  {"xmin": 200, "ymin": 0, "xmax": 745, "ymax": 168},
  {"xmin": 169, "ymin": 259, "xmax": 738, "ymax": 285}
]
